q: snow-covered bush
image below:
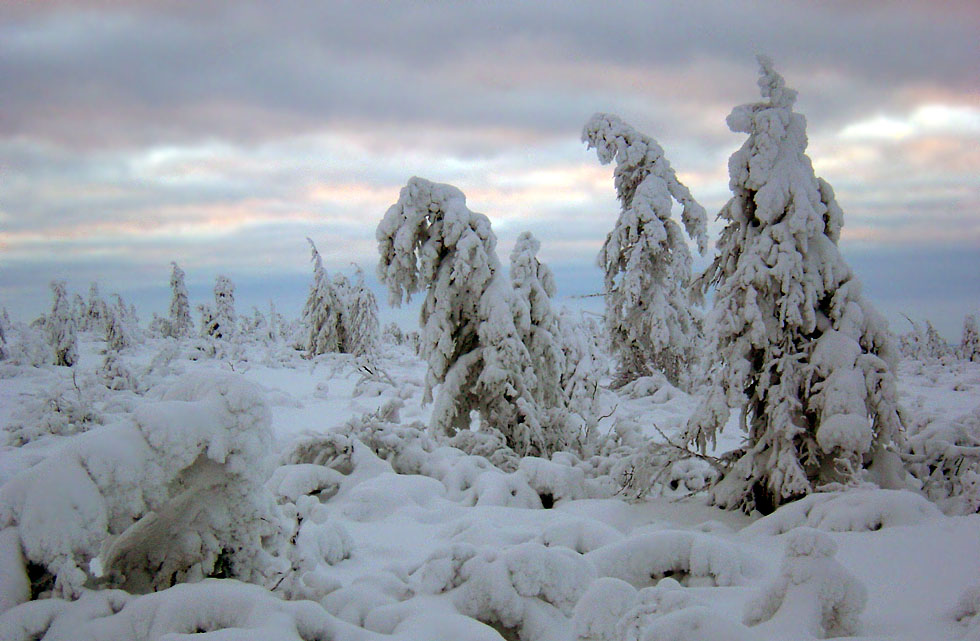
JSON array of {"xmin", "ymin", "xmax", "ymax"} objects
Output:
[
  {"xmin": 743, "ymin": 527, "xmax": 867, "ymax": 638},
  {"xmin": 0, "ymin": 372, "xmax": 281, "ymax": 598},
  {"xmin": 5, "ymin": 379, "xmax": 103, "ymax": 445},
  {"xmin": 47, "ymin": 281, "xmax": 77, "ymax": 367},
  {"xmin": 904, "ymin": 407, "xmax": 980, "ymax": 515},
  {"xmin": 85, "ymin": 282, "xmax": 108, "ymax": 333},
  {"xmin": 686, "ymin": 56, "xmax": 903, "ymax": 513},
  {"xmin": 345, "ymin": 268, "xmax": 380, "ymax": 356},
  {"xmin": 0, "ymin": 308, "xmax": 8, "ymax": 362},
  {"xmin": 377, "ymin": 177, "xmax": 552, "ymax": 455},
  {"xmin": 100, "ymin": 351, "xmax": 139, "ymax": 392},
  {"xmin": 586, "ymin": 530, "xmax": 754, "ymax": 587},
  {"xmin": 302, "ymin": 239, "xmax": 343, "ymax": 355},
  {"xmin": 168, "ymin": 261, "xmax": 192, "ymax": 338},
  {"xmin": 744, "ymin": 488, "xmax": 942, "ymax": 535},
  {"xmin": 583, "ymin": 113, "xmax": 707, "ymax": 389}
]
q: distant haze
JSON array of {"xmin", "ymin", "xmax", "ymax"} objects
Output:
[{"xmin": 1, "ymin": 1, "xmax": 977, "ymax": 338}]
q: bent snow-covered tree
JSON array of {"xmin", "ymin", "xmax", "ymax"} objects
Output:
[
  {"xmin": 686, "ymin": 57, "xmax": 903, "ymax": 514},
  {"xmin": 168, "ymin": 262, "xmax": 192, "ymax": 338},
  {"xmin": 377, "ymin": 177, "xmax": 549, "ymax": 455},
  {"xmin": 583, "ymin": 113, "xmax": 707, "ymax": 389}
]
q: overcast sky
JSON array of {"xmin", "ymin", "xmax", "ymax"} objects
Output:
[{"xmin": 1, "ymin": 1, "xmax": 977, "ymax": 337}]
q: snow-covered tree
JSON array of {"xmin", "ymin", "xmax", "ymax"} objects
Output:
[
  {"xmin": 685, "ymin": 57, "xmax": 903, "ymax": 514},
  {"xmin": 212, "ymin": 274, "xmax": 237, "ymax": 339},
  {"xmin": 47, "ymin": 281, "xmax": 78, "ymax": 367},
  {"xmin": 198, "ymin": 303, "xmax": 217, "ymax": 338},
  {"xmin": 104, "ymin": 305, "xmax": 129, "ymax": 353},
  {"xmin": 924, "ymin": 320, "xmax": 951, "ymax": 359},
  {"xmin": 168, "ymin": 262, "xmax": 192, "ymax": 338},
  {"xmin": 0, "ymin": 307, "xmax": 8, "ymax": 361},
  {"xmin": 961, "ymin": 314, "xmax": 979, "ymax": 362},
  {"xmin": 345, "ymin": 267, "xmax": 380, "ymax": 356},
  {"xmin": 302, "ymin": 239, "xmax": 343, "ymax": 355},
  {"xmin": 510, "ymin": 231, "xmax": 574, "ymax": 450},
  {"xmin": 377, "ymin": 177, "xmax": 548, "ymax": 455},
  {"xmin": 86, "ymin": 282, "xmax": 107, "ymax": 332},
  {"xmin": 583, "ymin": 113, "xmax": 707, "ymax": 389}
]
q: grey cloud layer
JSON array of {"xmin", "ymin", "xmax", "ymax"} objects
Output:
[{"xmin": 1, "ymin": 1, "xmax": 977, "ymax": 336}]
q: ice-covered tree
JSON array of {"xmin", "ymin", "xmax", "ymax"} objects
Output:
[
  {"xmin": 583, "ymin": 113, "xmax": 707, "ymax": 389},
  {"xmin": 168, "ymin": 262, "xmax": 192, "ymax": 338},
  {"xmin": 377, "ymin": 177, "xmax": 548, "ymax": 454},
  {"xmin": 302, "ymin": 239, "xmax": 343, "ymax": 355},
  {"xmin": 924, "ymin": 320, "xmax": 951, "ymax": 359},
  {"xmin": 212, "ymin": 274, "xmax": 237, "ymax": 339},
  {"xmin": 104, "ymin": 305, "xmax": 129, "ymax": 353},
  {"xmin": 961, "ymin": 314, "xmax": 979, "ymax": 362},
  {"xmin": 47, "ymin": 281, "xmax": 78, "ymax": 367},
  {"xmin": 685, "ymin": 57, "xmax": 903, "ymax": 514}
]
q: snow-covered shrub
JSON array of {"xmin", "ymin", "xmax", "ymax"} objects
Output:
[
  {"xmin": 0, "ymin": 308, "xmax": 8, "ymax": 362},
  {"xmin": 99, "ymin": 351, "xmax": 138, "ymax": 392},
  {"xmin": 103, "ymin": 306, "xmax": 129, "ymax": 353},
  {"xmin": 377, "ymin": 177, "xmax": 552, "ymax": 455},
  {"xmin": 85, "ymin": 282, "xmax": 108, "ymax": 333},
  {"xmin": 539, "ymin": 518, "xmax": 623, "ymax": 555},
  {"xmin": 345, "ymin": 268, "xmax": 380, "ymax": 356},
  {"xmin": 517, "ymin": 456, "xmax": 588, "ymax": 505},
  {"xmin": 904, "ymin": 407, "xmax": 980, "ymax": 515},
  {"xmin": 415, "ymin": 541, "xmax": 595, "ymax": 639},
  {"xmin": 743, "ymin": 527, "xmax": 867, "ymax": 638},
  {"xmin": 586, "ymin": 530, "xmax": 754, "ymax": 587},
  {"xmin": 47, "ymin": 281, "xmax": 77, "ymax": 367},
  {"xmin": 168, "ymin": 261, "xmax": 192, "ymax": 338},
  {"xmin": 686, "ymin": 56, "xmax": 903, "ymax": 514},
  {"xmin": 556, "ymin": 309, "xmax": 603, "ymax": 442},
  {"xmin": 0, "ymin": 578, "xmax": 367, "ymax": 641},
  {"xmin": 744, "ymin": 488, "xmax": 942, "ymax": 535},
  {"xmin": 583, "ymin": 113, "xmax": 707, "ymax": 390},
  {"xmin": 0, "ymin": 372, "xmax": 281, "ymax": 598},
  {"xmin": 5, "ymin": 378, "xmax": 103, "ymax": 445},
  {"xmin": 961, "ymin": 315, "xmax": 979, "ymax": 362},
  {"xmin": 0, "ymin": 322, "xmax": 49, "ymax": 369}
]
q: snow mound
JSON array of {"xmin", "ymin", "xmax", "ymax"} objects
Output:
[
  {"xmin": 743, "ymin": 527, "xmax": 867, "ymax": 638},
  {"xmin": 745, "ymin": 489, "xmax": 942, "ymax": 535},
  {"xmin": 539, "ymin": 518, "xmax": 624, "ymax": 554},
  {"xmin": 586, "ymin": 530, "xmax": 754, "ymax": 587}
]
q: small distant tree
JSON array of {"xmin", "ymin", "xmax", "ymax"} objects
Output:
[
  {"xmin": 377, "ymin": 177, "xmax": 548, "ymax": 454},
  {"xmin": 0, "ymin": 307, "xmax": 8, "ymax": 361},
  {"xmin": 212, "ymin": 275, "xmax": 237, "ymax": 339},
  {"xmin": 169, "ymin": 262, "xmax": 192, "ymax": 338},
  {"xmin": 104, "ymin": 306, "xmax": 129, "ymax": 353},
  {"xmin": 924, "ymin": 321, "xmax": 951, "ymax": 359},
  {"xmin": 302, "ymin": 239, "xmax": 343, "ymax": 355},
  {"xmin": 583, "ymin": 113, "xmax": 707, "ymax": 389},
  {"xmin": 961, "ymin": 314, "xmax": 979, "ymax": 362},
  {"xmin": 686, "ymin": 57, "xmax": 903, "ymax": 514},
  {"xmin": 48, "ymin": 281, "xmax": 78, "ymax": 367},
  {"xmin": 198, "ymin": 304, "xmax": 217, "ymax": 338}
]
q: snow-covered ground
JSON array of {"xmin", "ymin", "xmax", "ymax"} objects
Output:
[{"xmin": 1, "ymin": 334, "xmax": 978, "ymax": 641}]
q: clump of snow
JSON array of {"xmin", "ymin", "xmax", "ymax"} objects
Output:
[{"xmin": 743, "ymin": 527, "xmax": 867, "ymax": 638}]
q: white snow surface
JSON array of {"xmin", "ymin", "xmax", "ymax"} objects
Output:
[{"xmin": 0, "ymin": 334, "xmax": 978, "ymax": 641}]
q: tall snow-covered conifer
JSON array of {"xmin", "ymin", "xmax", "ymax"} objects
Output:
[
  {"xmin": 169, "ymin": 262, "xmax": 192, "ymax": 338},
  {"xmin": 686, "ymin": 57, "xmax": 903, "ymax": 513},
  {"xmin": 583, "ymin": 113, "xmax": 707, "ymax": 389},
  {"xmin": 377, "ymin": 177, "xmax": 548, "ymax": 454},
  {"xmin": 302, "ymin": 239, "xmax": 342, "ymax": 355},
  {"xmin": 48, "ymin": 281, "xmax": 78, "ymax": 367}
]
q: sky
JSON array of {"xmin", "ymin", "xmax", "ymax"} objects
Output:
[{"xmin": 1, "ymin": 0, "xmax": 978, "ymax": 338}]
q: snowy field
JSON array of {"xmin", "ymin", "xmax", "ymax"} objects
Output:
[{"xmin": 1, "ymin": 332, "xmax": 978, "ymax": 641}]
